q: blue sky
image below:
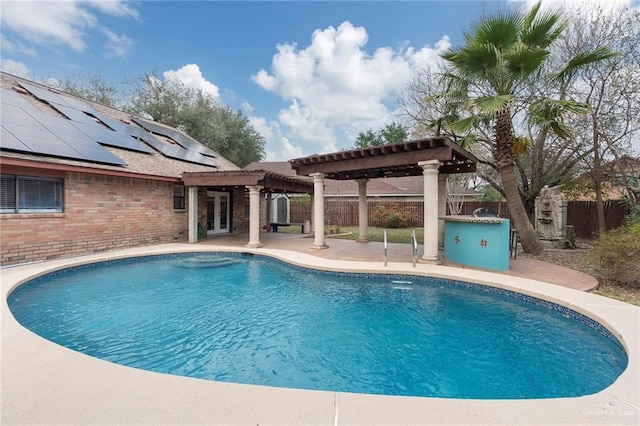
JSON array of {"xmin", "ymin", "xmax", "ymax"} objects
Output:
[{"xmin": 1, "ymin": 0, "xmax": 635, "ymax": 161}]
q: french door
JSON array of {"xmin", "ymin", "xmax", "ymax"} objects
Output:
[{"xmin": 206, "ymin": 191, "xmax": 230, "ymax": 234}]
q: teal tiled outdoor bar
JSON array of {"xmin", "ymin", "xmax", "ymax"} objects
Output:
[{"xmin": 443, "ymin": 216, "xmax": 511, "ymax": 271}]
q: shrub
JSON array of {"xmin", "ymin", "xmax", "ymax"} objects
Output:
[
  {"xmin": 372, "ymin": 202, "xmax": 412, "ymax": 228},
  {"xmin": 563, "ymin": 226, "xmax": 576, "ymax": 249},
  {"xmin": 591, "ymin": 219, "xmax": 640, "ymax": 288}
]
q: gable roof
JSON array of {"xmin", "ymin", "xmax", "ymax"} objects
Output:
[
  {"xmin": 0, "ymin": 72, "xmax": 240, "ymax": 181},
  {"xmin": 244, "ymin": 161, "xmax": 297, "ymax": 177}
]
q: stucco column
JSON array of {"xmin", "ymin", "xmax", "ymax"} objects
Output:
[
  {"xmin": 419, "ymin": 160, "xmax": 441, "ymax": 263},
  {"xmin": 188, "ymin": 186, "xmax": 198, "ymax": 243},
  {"xmin": 245, "ymin": 185, "xmax": 264, "ymax": 248},
  {"xmin": 438, "ymin": 174, "xmax": 448, "ymax": 248},
  {"xmin": 310, "ymin": 172, "xmax": 328, "ymax": 249},
  {"xmin": 309, "ymin": 193, "xmax": 314, "ymax": 228},
  {"xmin": 265, "ymin": 193, "xmax": 272, "ymax": 230},
  {"xmin": 356, "ymin": 178, "xmax": 369, "ymax": 243}
]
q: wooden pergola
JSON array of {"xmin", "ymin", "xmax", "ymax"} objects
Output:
[
  {"xmin": 290, "ymin": 137, "xmax": 476, "ymax": 178},
  {"xmin": 182, "ymin": 170, "xmax": 313, "ymax": 248},
  {"xmin": 289, "ymin": 137, "xmax": 477, "ymax": 262},
  {"xmin": 182, "ymin": 170, "xmax": 313, "ymax": 193}
]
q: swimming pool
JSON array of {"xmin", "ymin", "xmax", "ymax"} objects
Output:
[{"xmin": 7, "ymin": 252, "xmax": 627, "ymax": 400}]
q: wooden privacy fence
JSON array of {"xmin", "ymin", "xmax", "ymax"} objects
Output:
[
  {"xmin": 290, "ymin": 199, "xmax": 629, "ymax": 239},
  {"xmin": 566, "ymin": 201, "xmax": 629, "ymax": 239}
]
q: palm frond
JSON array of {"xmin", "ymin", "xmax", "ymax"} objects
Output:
[
  {"xmin": 466, "ymin": 94, "xmax": 515, "ymax": 114},
  {"xmin": 553, "ymin": 46, "xmax": 619, "ymax": 81},
  {"xmin": 512, "ymin": 135, "xmax": 532, "ymax": 156},
  {"xmin": 472, "ymin": 12, "xmax": 521, "ymax": 49},
  {"xmin": 528, "ymin": 98, "xmax": 591, "ymax": 139},
  {"xmin": 423, "ymin": 94, "xmax": 443, "ymax": 103},
  {"xmin": 505, "ymin": 44, "xmax": 549, "ymax": 76},
  {"xmin": 522, "ymin": 1, "xmax": 541, "ymax": 32},
  {"xmin": 458, "ymin": 134, "xmax": 478, "ymax": 149},
  {"xmin": 445, "ymin": 43, "xmax": 500, "ymax": 77},
  {"xmin": 449, "ymin": 115, "xmax": 481, "ymax": 134},
  {"xmin": 550, "ymin": 121, "xmax": 572, "ymax": 140},
  {"xmin": 521, "ymin": 6, "xmax": 564, "ymax": 48}
]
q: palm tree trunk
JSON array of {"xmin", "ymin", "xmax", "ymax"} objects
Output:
[
  {"xmin": 499, "ymin": 163, "xmax": 544, "ymax": 255},
  {"xmin": 495, "ymin": 111, "xmax": 544, "ymax": 255}
]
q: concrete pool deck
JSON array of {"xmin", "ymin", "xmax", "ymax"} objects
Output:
[{"xmin": 1, "ymin": 234, "xmax": 638, "ymax": 425}]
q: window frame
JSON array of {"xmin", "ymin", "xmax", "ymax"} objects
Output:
[
  {"xmin": 173, "ymin": 184, "xmax": 186, "ymax": 210},
  {"xmin": 1, "ymin": 174, "xmax": 64, "ymax": 214}
]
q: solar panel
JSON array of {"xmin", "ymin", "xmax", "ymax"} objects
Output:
[
  {"xmin": 48, "ymin": 104, "xmax": 96, "ymax": 125},
  {"xmin": 54, "ymin": 94, "xmax": 94, "ymax": 111},
  {"xmin": 130, "ymin": 117, "xmax": 217, "ymax": 156},
  {"xmin": 1, "ymin": 90, "xmax": 41, "ymax": 112},
  {"xmin": 1, "ymin": 110, "xmax": 49, "ymax": 132},
  {"xmin": 69, "ymin": 120, "xmax": 126, "ymax": 145},
  {"xmin": 96, "ymin": 117, "xmax": 154, "ymax": 153},
  {"xmin": 5, "ymin": 126, "xmax": 87, "ymax": 160},
  {"xmin": 30, "ymin": 113, "xmax": 89, "ymax": 138},
  {"xmin": 2, "ymin": 83, "xmax": 218, "ymax": 168},
  {"xmin": 1, "ymin": 126, "xmax": 33, "ymax": 152},
  {"xmin": 17, "ymin": 82, "xmax": 74, "ymax": 108},
  {"xmin": 1, "ymin": 88, "xmax": 126, "ymax": 166},
  {"xmin": 129, "ymin": 117, "xmax": 217, "ymax": 166},
  {"xmin": 62, "ymin": 136, "xmax": 126, "ymax": 165},
  {"xmin": 17, "ymin": 82, "xmax": 153, "ymax": 154}
]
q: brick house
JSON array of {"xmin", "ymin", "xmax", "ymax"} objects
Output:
[{"xmin": 0, "ymin": 72, "xmax": 312, "ymax": 266}]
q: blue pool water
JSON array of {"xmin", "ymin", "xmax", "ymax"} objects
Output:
[{"xmin": 8, "ymin": 253, "xmax": 627, "ymax": 399}]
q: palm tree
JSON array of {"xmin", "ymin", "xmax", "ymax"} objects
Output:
[{"xmin": 431, "ymin": 2, "xmax": 616, "ymax": 254}]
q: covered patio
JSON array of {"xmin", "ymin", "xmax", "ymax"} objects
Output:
[
  {"xmin": 182, "ymin": 170, "xmax": 314, "ymax": 248},
  {"xmin": 289, "ymin": 137, "xmax": 477, "ymax": 263}
]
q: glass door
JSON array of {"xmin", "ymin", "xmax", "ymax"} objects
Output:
[{"xmin": 206, "ymin": 191, "xmax": 230, "ymax": 234}]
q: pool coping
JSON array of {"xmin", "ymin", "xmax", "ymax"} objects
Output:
[{"xmin": 2, "ymin": 243, "xmax": 639, "ymax": 425}]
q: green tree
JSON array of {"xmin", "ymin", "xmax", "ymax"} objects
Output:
[
  {"xmin": 55, "ymin": 72, "xmax": 120, "ymax": 108},
  {"xmin": 354, "ymin": 122, "xmax": 408, "ymax": 149},
  {"xmin": 430, "ymin": 1, "xmax": 615, "ymax": 255},
  {"xmin": 559, "ymin": 4, "xmax": 640, "ymax": 232},
  {"xmin": 53, "ymin": 70, "xmax": 265, "ymax": 167},
  {"xmin": 125, "ymin": 72, "xmax": 265, "ymax": 167}
]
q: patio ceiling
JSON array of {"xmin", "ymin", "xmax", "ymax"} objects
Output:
[
  {"xmin": 289, "ymin": 137, "xmax": 477, "ymax": 180},
  {"xmin": 182, "ymin": 170, "xmax": 314, "ymax": 193}
]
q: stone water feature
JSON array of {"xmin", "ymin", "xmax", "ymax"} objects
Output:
[{"xmin": 534, "ymin": 186, "xmax": 567, "ymax": 241}]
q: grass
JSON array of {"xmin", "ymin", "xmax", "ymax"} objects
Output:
[
  {"xmin": 326, "ymin": 226, "xmax": 424, "ymax": 244},
  {"xmin": 274, "ymin": 225, "xmax": 424, "ymax": 244},
  {"xmin": 277, "ymin": 225, "xmax": 639, "ymax": 306}
]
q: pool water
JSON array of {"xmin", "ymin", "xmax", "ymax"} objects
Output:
[{"xmin": 8, "ymin": 253, "xmax": 627, "ymax": 399}]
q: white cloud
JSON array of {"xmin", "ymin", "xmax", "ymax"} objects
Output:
[
  {"xmin": 162, "ymin": 64, "xmax": 220, "ymax": 100},
  {"xmin": 278, "ymin": 100, "xmax": 337, "ymax": 152},
  {"xmin": 1, "ymin": 34, "xmax": 39, "ymax": 58},
  {"xmin": 1, "ymin": 59, "xmax": 31, "ymax": 79},
  {"xmin": 251, "ymin": 69, "xmax": 278, "ymax": 91},
  {"xmin": 277, "ymin": 137, "xmax": 304, "ymax": 161},
  {"xmin": 246, "ymin": 108, "xmax": 306, "ymax": 161},
  {"xmin": 102, "ymin": 29, "xmax": 134, "ymax": 58},
  {"xmin": 252, "ymin": 21, "xmax": 450, "ymax": 155},
  {"xmin": 86, "ymin": 0, "xmax": 140, "ymax": 19},
  {"xmin": 0, "ymin": 1, "xmax": 138, "ymax": 54},
  {"xmin": 0, "ymin": 1, "xmax": 95, "ymax": 52}
]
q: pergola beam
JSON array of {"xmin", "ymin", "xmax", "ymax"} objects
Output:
[{"xmin": 290, "ymin": 137, "xmax": 477, "ymax": 180}]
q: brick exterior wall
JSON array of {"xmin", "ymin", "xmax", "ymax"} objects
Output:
[
  {"xmin": 1, "ymin": 171, "xmax": 190, "ymax": 266},
  {"xmin": 231, "ymin": 187, "xmax": 249, "ymax": 233}
]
